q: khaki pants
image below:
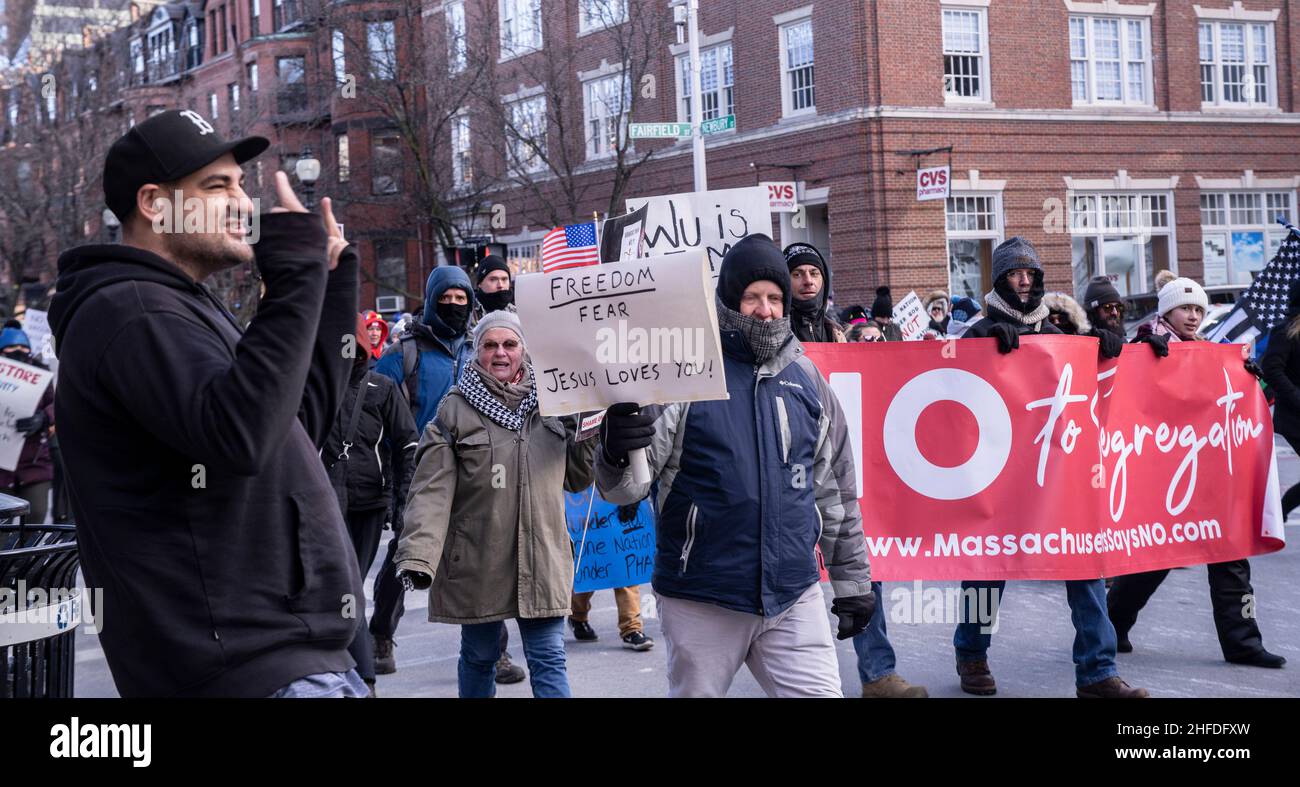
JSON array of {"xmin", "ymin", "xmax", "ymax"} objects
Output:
[
  {"xmin": 657, "ymin": 583, "xmax": 843, "ymax": 698},
  {"xmin": 570, "ymin": 586, "xmax": 642, "ymax": 637}
]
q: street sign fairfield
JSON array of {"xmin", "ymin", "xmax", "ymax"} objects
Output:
[
  {"xmin": 700, "ymin": 114, "xmax": 735, "ymax": 135},
  {"xmin": 629, "ymin": 122, "xmax": 692, "ymax": 139}
]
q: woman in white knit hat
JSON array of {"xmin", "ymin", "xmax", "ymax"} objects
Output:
[
  {"xmin": 394, "ymin": 309, "xmax": 597, "ymax": 696},
  {"xmin": 1108, "ymin": 276, "xmax": 1286, "ymax": 669}
]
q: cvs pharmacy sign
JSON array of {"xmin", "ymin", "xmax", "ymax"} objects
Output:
[
  {"xmin": 916, "ymin": 165, "xmax": 950, "ymax": 202},
  {"xmin": 762, "ymin": 181, "xmax": 798, "ymax": 213}
]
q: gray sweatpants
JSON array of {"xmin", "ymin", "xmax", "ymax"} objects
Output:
[{"xmin": 657, "ymin": 583, "xmax": 843, "ymax": 698}]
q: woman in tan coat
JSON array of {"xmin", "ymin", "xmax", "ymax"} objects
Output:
[{"xmin": 394, "ymin": 310, "xmax": 594, "ymax": 697}]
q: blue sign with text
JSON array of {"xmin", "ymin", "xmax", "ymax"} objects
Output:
[{"xmin": 565, "ymin": 486, "xmax": 656, "ymax": 593}]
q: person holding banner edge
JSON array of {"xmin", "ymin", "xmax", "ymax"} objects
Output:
[
  {"xmin": 1107, "ymin": 277, "xmax": 1285, "ymax": 669},
  {"xmin": 956, "ymin": 236, "xmax": 1148, "ymax": 698},
  {"xmin": 596, "ymin": 234, "xmax": 878, "ymax": 698}
]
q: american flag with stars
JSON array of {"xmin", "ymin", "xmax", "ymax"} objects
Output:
[
  {"xmin": 540, "ymin": 222, "xmax": 600, "ymax": 273},
  {"xmin": 1207, "ymin": 221, "xmax": 1300, "ymax": 346}
]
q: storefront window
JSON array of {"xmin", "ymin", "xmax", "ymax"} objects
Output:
[{"xmin": 1199, "ymin": 191, "xmax": 1295, "ymax": 285}]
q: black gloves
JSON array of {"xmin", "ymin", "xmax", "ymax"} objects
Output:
[
  {"xmin": 987, "ymin": 323, "xmax": 1020, "ymax": 354},
  {"xmin": 1096, "ymin": 329, "xmax": 1124, "ymax": 359},
  {"xmin": 1244, "ymin": 358, "xmax": 1265, "ymax": 381},
  {"xmin": 399, "ymin": 569, "xmax": 431, "ymax": 592},
  {"xmin": 600, "ymin": 402, "xmax": 655, "ymax": 467},
  {"xmin": 1135, "ymin": 333, "xmax": 1170, "ymax": 358},
  {"xmin": 831, "ymin": 593, "xmax": 876, "ymax": 640},
  {"xmin": 14, "ymin": 412, "xmax": 47, "ymax": 437},
  {"xmin": 616, "ymin": 503, "xmax": 640, "ymax": 524}
]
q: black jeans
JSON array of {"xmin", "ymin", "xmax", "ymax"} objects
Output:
[
  {"xmin": 345, "ymin": 507, "xmax": 388, "ymax": 681},
  {"xmin": 1107, "ymin": 559, "xmax": 1265, "ymax": 661}
]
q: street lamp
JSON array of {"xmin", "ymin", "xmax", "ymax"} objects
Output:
[
  {"xmin": 102, "ymin": 207, "xmax": 120, "ymax": 243},
  {"xmin": 295, "ymin": 147, "xmax": 321, "ymax": 210}
]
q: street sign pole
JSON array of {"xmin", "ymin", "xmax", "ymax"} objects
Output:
[{"xmin": 687, "ymin": 0, "xmax": 707, "ymax": 192}]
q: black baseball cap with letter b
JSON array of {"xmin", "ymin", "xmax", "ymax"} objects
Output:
[{"xmin": 102, "ymin": 109, "xmax": 269, "ymax": 223}]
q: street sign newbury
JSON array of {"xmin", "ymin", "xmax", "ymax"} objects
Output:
[{"xmin": 699, "ymin": 114, "xmax": 735, "ymax": 135}]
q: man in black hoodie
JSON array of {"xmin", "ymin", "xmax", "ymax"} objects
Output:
[
  {"xmin": 49, "ymin": 110, "xmax": 363, "ymax": 698},
  {"xmin": 469, "ymin": 254, "xmax": 516, "ymax": 330}
]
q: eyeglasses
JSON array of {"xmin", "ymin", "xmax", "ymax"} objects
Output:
[{"xmin": 1098, "ymin": 303, "xmax": 1125, "ymax": 317}]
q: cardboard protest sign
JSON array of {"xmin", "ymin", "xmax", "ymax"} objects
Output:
[
  {"xmin": 0, "ymin": 356, "xmax": 54, "ymax": 472},
  {"xmin": 21, "ymin": 309, "xmax": 55, "ymax": 363},
  {"xmin": 566, "ymin": 486, "xmax": 656, "ymax": 593},
  {"xmin": 599, "ymin": 205, "xmax": 648, "ymax": 263},
  {"xmin": 626, "ymin": 186, "xmax": 773, "ymax": 280},
  {"xmin": 892, "ymin": 291, "xmax": 928, "ymax": 341},
  {"xmin": 803, "ymin": 338, "xmax": 1284, "ymax": 580},
  {"xmin": 515, "ymin": 251, "xmax": 729, "ymax": 416}
]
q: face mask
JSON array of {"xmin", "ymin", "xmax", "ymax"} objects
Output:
[
  {"xmin": 476, "ymin": 287, "xmax": 514, "ymax": 314},
  {"xmin": 436, "ymin": 301, "xmax": 470, "ymax": 334}
]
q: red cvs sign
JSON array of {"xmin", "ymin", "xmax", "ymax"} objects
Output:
[
  {"xmin": 916, "ymin": 165, "xmax": 950, "ymax": 202},
  {"xmin": 762, "ymin": 181, "xmax": 798, "ymax": 213}
]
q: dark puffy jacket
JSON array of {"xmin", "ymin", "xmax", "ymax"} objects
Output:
[
  {"xmin": 965, "ymin": 301, "xmax": 1062, "ymax": 339},
  {"xmin": 323, "ymin": 361, "xmax": 418, "ymax": 513},
  {"xmin": 1259, "ymin": 321, "xmax": 1300, "ymax": 441},
  {"xmin": 48, "ymin": 213, "xmax": 362, "ymax": 698},
  {"xmin": 595, "ymin": 331, "xmax": 871, "ymax": 617}
]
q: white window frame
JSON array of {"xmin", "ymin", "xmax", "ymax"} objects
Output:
[
  {"xmin": 228, "ymin": 82, "xmax": 239, "ymax": 112},
  {"xmin": 208, "ymin": 91, "xmax": 219, "ymax": 119},
  {"xmin": 778, "ymin": 15, "xmax": 815, "ymax": 118},
  {"xmin": 337, "ymin": 132, "xmax": 350, "ymax": 183},
  {"xmin": 331, "ymin": 30, "xmax": 346, "ymax": 85},
  {"xmin": 578, "ymin": 0, "xmax": 627, "ymax": 35},
  {"xmin": 451, "ymin": 111, "xmax": 472, "ymax": 187},
  {"xmin": 1068, "ymin": 189, "xmax": 1177, "ymax": 297},
  {"xmin": 583, "ymin": 70, "xmax": 630, "ymax": 161},
  {"xmin": 506, "ymin": 94, "xmax": 548, "ymax": 174},
  {"xmin": 368, "ymin": 20, "xmax": 397, "ymax": 81},
  {"xmin": 945, "ymin": 188, "xmax": 1005, "ymax": 300},
  {"xmin": 446, "ymin": 0, "xmax": 467, "ymax": 74},
  {"xmin": 499, "ymin": 0, "xmax": 542, "ymax": 59},
  {"xmin": 1199, "ymin": 188, "xmax": 1297, "ymax": 286},
  {"xmin": 1069, "ymin": 14, "xmax": 1153, "ymax": 106},
  {"xmin": 1198, "ymin": 19, "xmax": 1276, "ymax": 109},
  {"xmin": 675, "ymin": 42, "xmax": 734, "ymax": 125},
  {"xmin": 246, "ymin": 60, "xmax": 259, "ymax": 92},
  {"xmin": 941, "ymin": 6, "xmax": 991, "ymax": 104}
]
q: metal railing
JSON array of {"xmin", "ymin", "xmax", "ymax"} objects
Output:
[{"xmin": 1, "ymin": 493, "xmax": 80, "ymax": 698}]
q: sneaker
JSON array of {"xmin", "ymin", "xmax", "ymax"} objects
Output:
[
  {"xmin": 621, "ymin": 631, "xmax": 655, "ymax": 651},
  {"xmin": 374, "ymin": 637, "xmax": 396, "ymax": 675},
  {"xmin": 495, "ymin": 652, "xmax": 526, "ymax": 684},
  {"xmin": 861, "ymin": 673, "xmax": 929, "ymax": 698},
  {"xmin": 956, "ymin": 659, "xmax": 997, "ymax": 696},
  {"xmin": 1226, "ymin": 650, "xmax": 1287, "ymax": 668},
  {"xmin": 1077, "ymin": 676, "xmax": 1149, "ymax": 698},
  {"xmin": 570, "ymin": 618, "xmax": 598, "ymax": 642}
]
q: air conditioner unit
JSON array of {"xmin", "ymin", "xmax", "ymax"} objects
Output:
[{"xmin": 376, "ymin": 295, "xmax": 405, "ymax": 313}]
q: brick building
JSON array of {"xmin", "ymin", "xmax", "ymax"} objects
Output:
[{"xmin": 2, "ymin": 0, "xmax": 1298, "ymax": 319}]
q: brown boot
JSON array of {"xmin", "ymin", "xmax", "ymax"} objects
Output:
[
  {"xmin": 1077, "ymin": 676, "xmax": 1149, "ymax": 698},
  {"xmin": 861, "ymin": 673, "xmax": 929, "ymax": 698},
  {"xmin": 956, "ymin": 659, "xmax": 997, "ymax": 695}
]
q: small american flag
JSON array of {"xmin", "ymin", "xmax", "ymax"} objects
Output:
[{"xmin": 541, "ymin": 223, "xmax": 600, "ymax": 273}]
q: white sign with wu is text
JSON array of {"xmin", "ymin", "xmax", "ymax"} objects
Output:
[
  {"xmin": 916, "ymin": 165, "xmax": 951, "ymax": 201},
  {"xmin": 0, "ymin": 357, "xmax": 53, "ymax": 472},
  {"xmin": 626, "ymin": 186, "xmax": 774, "ymax": 282},
  {"xmin": 514, "ymin": 251, "xmax": 730, "ymax": 416}
]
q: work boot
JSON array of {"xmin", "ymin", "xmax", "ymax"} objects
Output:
[
  {"xmin": 956, "ymin": 659, "xmax": 997, "ymax": 696},
  {"xmin": 495, "ymin": 652, "xmax": 526, "ymax": 684},
  {"xmin": 570, "ymin": 618, "xmax": 598, "ymax": 642},
  {"xmin": 374, "ymin": 637, "xmax": 396, "ymax": 675},
  {"xmin": 1226, "ymin": 650, "xmax": 1287, "ymax": 668},
  {"xmin": 1077, "ymin": 676, "xmax": 1149, "ymax": 698},
  {"xmin": 861, "ymin": 673, "xmax": 929, "ymax": 698}
]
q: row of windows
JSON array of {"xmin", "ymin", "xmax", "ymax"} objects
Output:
[
  {"xmin": 944, "ymin": 9, "xmax": 1276, "ymax": 109},
  {"xmin": 945, "ymin": 188, "xmax": 1296, "ymax": 304}
]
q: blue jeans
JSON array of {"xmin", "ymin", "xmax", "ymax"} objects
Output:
[
  {"xmin": 459, "ymin": 617, "xmax": 571, "ymax": 698},
  {"xmin": 954, "ymin": 579, "xmax": 1119, "ymax": 687},
  {"xmin": 267, "ymin": 669, "xmax": 368, "ymax": 698},
  {"xmin": 852, "ymin": 582, "xmax": 896, "ymax": 683}
]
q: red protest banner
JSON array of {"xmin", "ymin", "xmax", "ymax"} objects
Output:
[{"xmin": 803, "ymin": 336, "xmax": 1285, "ymax": 581}]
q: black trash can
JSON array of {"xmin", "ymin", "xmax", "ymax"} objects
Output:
[{"xmin": 1, "ymin": 492, "xmax": 81, "ymax": 698}]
